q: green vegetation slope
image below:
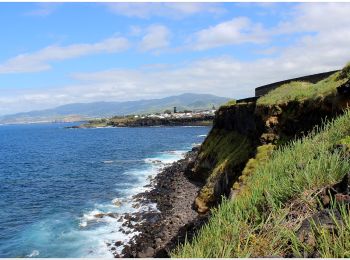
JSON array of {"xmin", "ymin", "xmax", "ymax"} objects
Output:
[{"xmin": 175, "ymin": 63, "xmax": 350, "ymax": 257}]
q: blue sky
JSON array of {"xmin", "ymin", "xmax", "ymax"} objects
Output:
[{"xmin": 1, "ymin": 2, "xmax": 350, "ymax": 115}]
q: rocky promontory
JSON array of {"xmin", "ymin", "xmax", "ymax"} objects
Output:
[{"xmin": 68, "ymin": 114, "xmax": 214, "ymax": 128}]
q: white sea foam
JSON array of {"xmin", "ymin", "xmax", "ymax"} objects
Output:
[
  {"xmin": 180, "ymin": 125, "xmax": 206, "ymax": 128},
  {"xmin": 197, "ymin": 134, "xmax": 207, "ymax": 137},
  {"xmin": 77, "ymin": 148, "xmax": 188, "ymax": 257},
  {"xmin": 102, "ymin": 160, "xmax": 114, "ymax": 164},
  {"xmin": 77, "ymin": 202, "xmax": 139, "ymax": 257},
  {"xmin": 146, "ymin": 150, "xmax": 187, "ymax": 166},
  {"xmin": 103, "ymin": 159, "xmax": 144, "ymax": 164},
  {"xmin": 114, "ymin": 159, "xmax": 143, "ymax": 163},
  {"xmin": 143, "ymin": 158, "xmax": 163, "ymax": 165},
  {"xmin": 79, "ymin": 209, "xmax": 104, "ymax": 227},
  {"xmin": 27, "ymin": 250, "xmax": 40, "ymax": 257},
  {"xmin": 77, "ymin": 197, "xmax": 153, "ymax": 256},
  {"xmin": 88, "ymin": 126, "xmax": 113, "ymax": 129}
]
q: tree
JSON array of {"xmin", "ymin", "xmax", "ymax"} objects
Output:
[{"xmin": 164, "ymin": 109, "xmax": 172, "ymax": 114}]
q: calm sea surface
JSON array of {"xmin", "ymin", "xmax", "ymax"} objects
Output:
[{"xmin": 0, "ymin": 123, "xmax": 209, "ymax": 257}]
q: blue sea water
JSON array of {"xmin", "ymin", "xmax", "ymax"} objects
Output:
[{"xmin": 0, "ymin": 123, "xmax": 210, "ymax": 258}]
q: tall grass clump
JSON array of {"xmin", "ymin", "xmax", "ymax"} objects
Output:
[
  {"xmin": 337, "ymin": 62, "xmax": 350, "ymax": 80},
  {"xmin": 233, "ymin": 144, "xmax": 275, "ymax": 191},
  {"xmin": 173, "ymin": 109, "xmax": 350, "ymax": 258},
  {"xmin": 286, "ymin": 202, "xmax": 350, "ymax": 258}
]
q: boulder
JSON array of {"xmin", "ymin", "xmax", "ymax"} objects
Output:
[
  {"xmin": 114, "ymin": 241, "xmax": 123, "ymax": 247},
  {"xmin": 93, "ymin": 212, "xmax": 119, "ymax": 219},
  {"xmin": 93, "ymin": 213, "xmax": 105, "ymax": 218},
  {"xmin": 137, "ymin": 247, "xmax": 155, "ymax": 258},
  {"xmin": 112, "ymin": 198, "xmax": 123, "ymax": 207}
]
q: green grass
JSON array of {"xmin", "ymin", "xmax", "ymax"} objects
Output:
[
  {"xmin": 337, "ymin": 62, "xmax": 350, "ymax": 80},
  {"xmin": 197, "ymin": 130, "xmax": 250, "ymax": 167},
  {"xmin": 194, "ymin": 129, "xmax": 253, "ymax": 212},
  {"xmin": 288, "ymin": 203, "xmax": 350, "ymax": 258},
  {"xmin": 221, "ymin": 99, "xmax": 237, "ymax": 108},
  {"xmin": 81, "ymin": 118, "xmax": 108, "ymax": 128},
  {"xmin": 339, "ymin": 135, "xmax": 350, "ymax": 145},
  {"xmin": 257, "ymin": 69, "xmax": 348, "ymax": 106},
  {"xmin": 233, "ymin": 144, "xmax": 275, "ymax": 191},
  {"xmin": 173, "ymin": 109, "xmax": 350, "ymax": 258}
]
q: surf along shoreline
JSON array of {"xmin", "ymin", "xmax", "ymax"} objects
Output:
[{"xmin": 109, "ymin": 146, "xmax": 209, "ymax": 258}]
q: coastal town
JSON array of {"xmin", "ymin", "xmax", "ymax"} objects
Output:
[
  {"xmin": 72, "ymin": 107, "xmax": 218, "ymax": 128},
  {"xmin": 133, "ymin": 106, "xmax": 216, "ymax": 119}
]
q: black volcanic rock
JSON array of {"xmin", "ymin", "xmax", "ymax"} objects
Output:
[{"xmin": 119, "ymin": 149, "xmax": 209, "ymax": 258}]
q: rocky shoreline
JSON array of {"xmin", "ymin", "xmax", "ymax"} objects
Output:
[{"xmin": 108, "ymin": 146, "xmax": 210, "ymax": 258}]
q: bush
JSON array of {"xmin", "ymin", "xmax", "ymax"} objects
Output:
[{"xmin": 337, "ymin": 62, "xmax": 350, "ymax": 80}]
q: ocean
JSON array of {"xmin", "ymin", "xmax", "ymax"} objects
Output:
[{"xmin": 0, "ymin": 123, "xmax": 210, "ymax": 258}]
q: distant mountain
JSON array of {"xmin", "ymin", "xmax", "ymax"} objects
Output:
[{"xmin": 0, "ymin": 93, "xmax": 230, "ymax": 124}]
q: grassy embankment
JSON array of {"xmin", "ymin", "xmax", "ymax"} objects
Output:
[
  {"xmin": 173, "ymin": 64, "xmax": 350, "ymax": 257},
  {"xmin": 257, "ymin": 63, "xmax": 350, "ymax": 106}
]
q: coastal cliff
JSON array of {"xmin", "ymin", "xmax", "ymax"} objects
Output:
[
  {"xmin": 116, "ymin": 64, "xmax": 350, "ymax": 258},
  {"xmin": 174, "ymin": 63, "xmax": 350, "ymax": 257},
  {"xmin": 188, "ymin": 76, "xmax": 350, "ymax": 213}
]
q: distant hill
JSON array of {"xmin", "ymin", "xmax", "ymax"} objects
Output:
[{"xmin": 0, "ymin": 93, "xmax": 230, "ymax": 124}]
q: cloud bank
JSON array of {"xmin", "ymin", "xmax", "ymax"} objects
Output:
[{"xmin": 1, "ymin": 3, "xmax": 350, "ymax": 115}]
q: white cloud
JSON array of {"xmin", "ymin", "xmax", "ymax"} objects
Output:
[
  {"xmin": 189, "ymin": 3, "xmax": 350, "ymax": 51},
  {"xmin": 276, "ymin": 3, "xmax": 350, "ymax": 34},
  {"xmin": 3, "ymin": 36, "xmax": 349, "ymax": 115},
  {"xmin": 139, "ymin": 25, "xmax": 171, "ymax": 52},
  {"xmin": 0, "ymin": 37, "xmax": 129, "ymax": 74},
  {"xmin": 103, "ymin": 3, "xmax": 224, "ymax": 19},
  {"xmin": 2, "ymin": 11, "xmax": 350, "ymax": 115},
  {"xmin": 65, "ymin": 36, "xmax": 349, "ymax": 102},
  {"xmin": 2, "ymin": 3, "xmax": 350, "ymax": 115},
  {"xmin": 129, "ymin": 25, "xmax": 142, "ymax": 37},
  {"xmin": 25, "ymin": 3, "xmax": 61, "ymax": 17},
  {"xmin": 191, "ymin": 17, "xmax": 268, "ymax": 50}
]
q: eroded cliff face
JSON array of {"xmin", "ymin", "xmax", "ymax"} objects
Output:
[
  {"xmin": 256, "ymin": 94, "xmax": 348, "ymax": 144},
  {"xmin": 187, "ymin": 90, "xmax": 350, "ymax": 213}
]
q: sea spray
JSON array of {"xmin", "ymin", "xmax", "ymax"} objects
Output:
[{"xmin": 77, "ymin": 149, "xmax": 188, "ymax": 257}]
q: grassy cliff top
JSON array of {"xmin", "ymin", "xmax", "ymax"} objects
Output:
[
  {"xmin": 256, "ymin": 63, "xmax": 350, "ymax": 106},
  {"xmin": 220, "ymin": 99, "xmax": 237, "ymax": 108}
]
